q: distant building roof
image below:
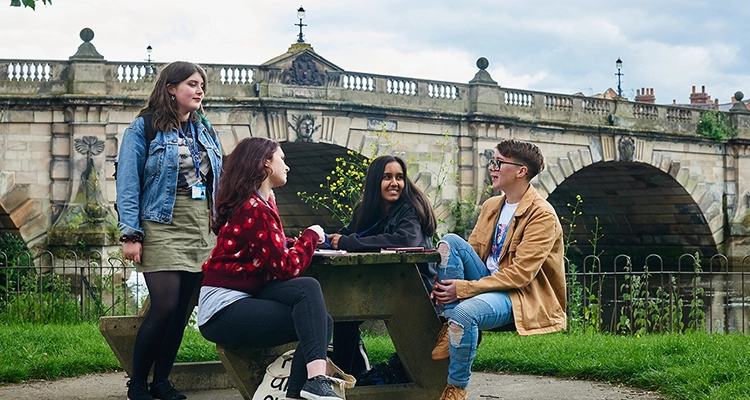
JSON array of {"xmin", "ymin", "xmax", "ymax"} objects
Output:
[{"xmin": 718, "ymin": 99, "xmax": 750, "ymax": 112}]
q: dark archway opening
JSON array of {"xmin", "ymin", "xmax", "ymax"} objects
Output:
[
  {"xmin": 547, "ymin": 161, "xmax": 719, "ymax": 272},
  {"xmin": 276, "ymin": 141, "xmax": 357, "ymax": 236}
]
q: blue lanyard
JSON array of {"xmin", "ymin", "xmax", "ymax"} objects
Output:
[
  {"xmin": 322, "ymin": 234, "xmax": 333, "ymax": 248},
  {"xmin": 321, "ymin": 220, "xmax": 379, "ymax": 249},
  {"xmin": 492, "ymin": 217, "xmax": 503, "ymax": 261},
  {"xmin": 178, "ymin": 121, "xmax": 202, "ymax": 181},
  {"xmin": 357, "ymin": 220, "xmax": 380, "ymax": 237}
]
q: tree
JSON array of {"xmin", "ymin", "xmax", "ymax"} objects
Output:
[{"xmin": 10, "ymin": 0, "xmax": 51, "ymax": 10}]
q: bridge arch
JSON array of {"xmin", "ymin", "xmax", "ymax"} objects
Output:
[
  {"xmin": 227, "ymin": 112, "xmax": 448, "ymax": 236},
  {"xmin": 543, "ymin": 158, "xmax": 721, "ymax": 269}
]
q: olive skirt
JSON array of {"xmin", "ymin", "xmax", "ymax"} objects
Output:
[{"xmin": 136, "ymin": 193, "xmax": 215, "ymax": 273}]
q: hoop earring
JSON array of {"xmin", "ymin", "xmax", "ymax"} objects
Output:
[{"xmin": 170, "ymin": 94, "xmax": 175, "ymax": 101}]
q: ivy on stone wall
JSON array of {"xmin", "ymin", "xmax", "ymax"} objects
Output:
[{"xmin": 698, "ymin": 110, "xmax": 737, "ymax": 142}]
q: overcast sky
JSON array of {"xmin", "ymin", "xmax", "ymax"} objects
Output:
[{"xmin": 2, "ymin": 0, "xmax": 747, "ymax": 105}]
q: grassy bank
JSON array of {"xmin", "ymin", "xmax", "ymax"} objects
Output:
[
  {"xmin": 474, "ymin": 331, "xmax": 750, "ymax": 400},
  {"xmin": 1, "ymin": 323, "xmax": 749, "ymax": 400},
  {"xmin": 0, "ymin": 323, "xmax": 216, "ymax": 383}
]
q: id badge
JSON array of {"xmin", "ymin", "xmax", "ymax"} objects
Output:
[{"xmin": 191, "ymin": 183, "xmax": 207, "ymax": 200}]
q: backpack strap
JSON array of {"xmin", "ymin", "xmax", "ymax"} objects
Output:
[{"xmin": 142, "ymin": 113, "xmax": 156, "ymax": 149}]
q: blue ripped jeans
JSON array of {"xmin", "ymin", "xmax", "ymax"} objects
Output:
[{"xmin": 436, "ymin": 233, "xmax": 514, "ymax": 389}]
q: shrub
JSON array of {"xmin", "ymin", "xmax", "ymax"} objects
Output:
[{"xmin": 698, "ymin": 109, "xmax": 737, "ymax": 142}]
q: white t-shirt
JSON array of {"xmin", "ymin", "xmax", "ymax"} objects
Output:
[{"xmin": 485, "ymin": 201, "xmax": 518, "ymax": 274}]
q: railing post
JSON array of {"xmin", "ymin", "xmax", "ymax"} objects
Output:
[
  {"xmin": 728, "ymin": 91, "xmax": 750, "ymax": 139},
  {"xmin": 467, "ymin": 57, "xmax": 501, "ymax": 115},
  {"xmin": 67, "ymin": 28, "xmax": 107, "ymax": 95}
]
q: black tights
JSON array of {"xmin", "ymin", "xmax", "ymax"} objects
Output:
[{"xmin": 131, "ymin": 271, "xmax": 203, "ymax": 382}]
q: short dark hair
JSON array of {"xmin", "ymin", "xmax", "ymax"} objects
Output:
[{"xmin": 496, "ymin": 139, "xmax": 545, "ymax": 180}]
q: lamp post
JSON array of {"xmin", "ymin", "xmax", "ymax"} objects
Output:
[
  {"xmin": 145, "ymin": 45, "xmax": 154, "ymax": 76},
  {"xmin": 615, "ymin": 57, "xmax": 623, "ymax": 98},
  {"xmin": 296, "ymin": 6, "xmax": 307, "ymax": 43}
]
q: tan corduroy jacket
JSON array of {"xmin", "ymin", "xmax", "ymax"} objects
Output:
[{"xmin": 455, "ymin": 185, "xmax": 567, "ymax": 336}]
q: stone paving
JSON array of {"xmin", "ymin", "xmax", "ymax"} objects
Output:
[{"xmin": 0, "ymin": 370, "xmax": 666, "ymax": 400}]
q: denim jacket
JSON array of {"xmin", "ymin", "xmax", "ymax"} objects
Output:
[{"xmin": 116, "ymin": 115, "xmax": 223, "ymax": 237}]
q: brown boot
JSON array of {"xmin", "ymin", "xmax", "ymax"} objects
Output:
[
  {"xmin": 439, "ymin": 384, "xmax": 467, "ymax": 400},
  {"xmin": 431, "ymin": 322, "xmax": 450, "ymax": 360}
]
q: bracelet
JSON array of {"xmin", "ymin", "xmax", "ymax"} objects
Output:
[{"xmin": 119, "ymin": 234, "xmax": 143, "ymax": 243}]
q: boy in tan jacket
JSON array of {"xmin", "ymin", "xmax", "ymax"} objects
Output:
[{"xmin": 430, "ymin": 139, "xmax": 566, "ymax": 400}]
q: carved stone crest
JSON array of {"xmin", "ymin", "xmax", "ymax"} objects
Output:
[
  {"xmin": 289, "ymin": 114, "xmax": 321, "ymax": 142},
  {"xmin": 281, "ymin": 54, "xmax": 326, "ymax": 86},
  {"xmin": 618, "ymin": 135, "xmax": 635, "ymax": 162}
]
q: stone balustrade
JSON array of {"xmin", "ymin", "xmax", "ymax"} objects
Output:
[{"xmin": 4, "ymin": 57, "xmax": 741, "ymax": 140}]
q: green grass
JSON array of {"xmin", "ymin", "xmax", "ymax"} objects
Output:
[
  {"xmin": 2, "ymin": 324, "xmax": 750, "ymax": 399},
  {"xmin": 0, "ymin": 323, "xmax": 216, "ymax": 383},
  {"xmin": 472, "ymin": 331, "xmax": 750, "ymax": 400}
]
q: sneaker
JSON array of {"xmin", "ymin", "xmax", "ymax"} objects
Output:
[
  {"xmin": 439, "ymin": 384, "xmax": 468, "ymax": 400},
  {"xmin": 150, "ymin": 380, "xmax": 186, "ymax": 400},
  {"xmin": 126, "ymin": 380, "xmax": 154, "ymax": 400},
  {"xmin": 431, "ymin": 322, "xmax": 450, "ymax": 360},
  {"xmin": 300, "ymin": 375, "xmax": 342, "ymax": 400}
]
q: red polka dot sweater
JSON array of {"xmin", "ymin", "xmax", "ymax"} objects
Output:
[{"xmin": 201, "ymin": 192, "xmax": 320, "ymax": 295}]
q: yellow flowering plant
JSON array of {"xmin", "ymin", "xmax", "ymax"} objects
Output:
[
  {"xmin": 297, "ymin": 126, "xmax": 396, "ymax": 226},
  {"xmin": 297, "ymin": 150, "xmax": 370, "ymax": 226}
]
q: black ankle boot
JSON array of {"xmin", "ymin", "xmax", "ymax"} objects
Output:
[
  {"xmin": 150, "ymin": 380, "xmax": 187, "ymax": 400},
  {"xmin": 127, "ymin": 380, "xmax": 154, "ymax": 400}
]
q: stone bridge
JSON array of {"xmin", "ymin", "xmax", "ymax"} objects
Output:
[{"xmin": 2, "ymin": 29, "xmax": 750, "ymax": 268}]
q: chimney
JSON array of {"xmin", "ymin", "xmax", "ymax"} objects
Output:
[
  {"xmin": 635, "ymin": 87, "xmax": 655, "ymax": 104},
  {"xmin": 690, "ymin": 85, "xmax": 712, "ymax": 104}
]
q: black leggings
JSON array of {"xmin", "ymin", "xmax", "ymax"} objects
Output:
[
  {"xmin": 131, "ymin": 271, "xmax": 203, "ymax": 382},
  {"xmin": 200, "ymin": 277, "xmax": 333, "ymax": 398}
]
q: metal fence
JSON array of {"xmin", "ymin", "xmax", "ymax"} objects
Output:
[
  {"xmin": 1, "ymin": 250, "xmax": 749, "ymax": 334},
  {"xmin": 566, "ymin": 253, "xmax": 750, "ymax": 335},
  {"xmin": 0, "ymin": 250, "xmax": 145, "ymax": 324}
]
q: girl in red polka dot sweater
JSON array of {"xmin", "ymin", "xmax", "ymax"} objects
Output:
[{"xmin": 198, "ymin": 137, "xmax": 342, "ymax": 400}]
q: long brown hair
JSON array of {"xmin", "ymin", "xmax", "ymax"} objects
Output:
[
  {"xmin": 352, "ymin": 155, "xmax": 437, "ymax": 237},
  {"xmin": 212, "ymin": 137, "xmax": 279, "ymax": 234},
  {"xmin": 137, "ymin": 61, "xmax": 208, "ymax": 132}
]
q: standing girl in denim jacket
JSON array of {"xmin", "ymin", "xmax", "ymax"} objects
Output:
[{"xmin": 116, "ymin": 61, "xmax": 223, "ymax": 400}]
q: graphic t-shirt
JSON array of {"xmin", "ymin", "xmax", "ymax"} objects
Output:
[
  {"xmin": 177, "ymin": 121, "xmax": 210, "ymax": 190},
  {"xmin": 485, "ymin": 201, "xmax": 518, "ymax": 273}
]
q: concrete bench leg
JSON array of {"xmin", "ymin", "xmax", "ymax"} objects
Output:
[
  {"xmin": 215, "ymin": 343, "xmax": 297, "ymax": 400},
  {"xmin": 99, "ymin": 316, "xmax": 233, "ymax": 391}
]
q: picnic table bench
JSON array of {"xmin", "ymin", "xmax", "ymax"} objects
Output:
[{"xmin": 100, "ymin": 251, "xmax": 447, "ymax": 400}]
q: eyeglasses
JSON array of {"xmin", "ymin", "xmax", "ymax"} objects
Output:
[{"xmin": 487, "ymin": 159, "xmax": 525, "ymax": 170}]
